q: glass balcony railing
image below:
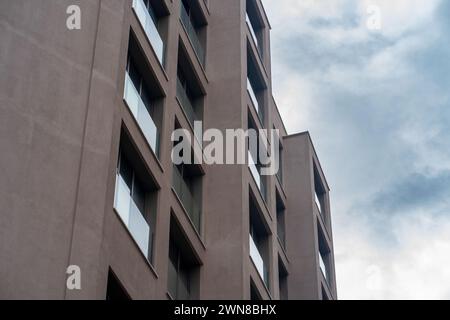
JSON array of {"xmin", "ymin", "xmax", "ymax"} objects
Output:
[
  {"xmin": 248, "ymin": 150, "xmax": 261, "ymax": 190},
  {"xmin": 123, "ymin": 72, "xmax": 158, "ymax": 154},
  {"xmin": 114, "ymin": 174, "xmax": 152, "ymax": 259},
  {"xmin": 319, "ymin": 252, "xmax": 328, "ymax": 280},
  {"xmin": 246, "ymin": 13, "xmax": 258, "ymax": 48},
  {"xmin": 180, "ymin": 4, "xmax": 205, "ymax": 66},
  {"xmin": 176, "ymin": 78, "xmax": 202, "ymax": 143},
  {"xmin": 132, "ymin": 0, "xmax": 164, "ymax": 64},
  {"xmin": 249, "ymin": 234, "xmax": 269, "ymax": 285},
  {"xmin": 247, "ymin": 78, "xmax": 259, "ymax": 115},
  {"xmin": 277, "ymin": 223, "xmax": 286, "ymax": 249},
  {"xmin": 176, "ymin": 78, "xmax": 197, "ymax": 127},
  {"xmin": 172, "ymin": 166, "xmax": 201, "ymax": 232},
  {"xmin": 315, "ymin": 192, "xmax": 322, "ymax": 213}
]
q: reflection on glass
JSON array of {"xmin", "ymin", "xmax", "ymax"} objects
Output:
[
  {"xmin": 123, "ymin": 72, "xmax": 158, "ymax": 153},
  {"xmin": 133, "ymin": 0, "xmax": 164, "ymax": 64}
]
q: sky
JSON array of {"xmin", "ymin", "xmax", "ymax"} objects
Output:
[{"xmin": 263, "ymin": 0, "xmax": 450, "ymax": 299}]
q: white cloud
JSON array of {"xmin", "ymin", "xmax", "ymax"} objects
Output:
[
  {"xmin": 335, "ymin": 212, "xmax": 450, "ymax": 299},
  {"xmin": 270, "ymin": 73, "xmax": 317, "ymax": 132},
  {"xmin": 264, "ymin": 0, "xmax": 442, "ymax": 42}
]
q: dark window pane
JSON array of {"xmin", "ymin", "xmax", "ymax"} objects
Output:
[
  {"xmin": 106, "ymin": 271, "xmax": 130, "ymax": 300},
  {"xmin": 119, "ymin": 155, "xmax": 133, "ymax": 191},
  {"xmin": 178, "ymin": 265, "xmax": 190, "ymax": 300},
  {"xmin": 168, "ymin": 242, "xmax": 178, "ymax": 298},
  {"xmin": 141, "ymin": 84, "xmax": 153, "ymax": 116},
  {"xmin": 132, "ymin": 178, "xmax": 146, "ymax": 214},
  {"xmin": 128, "ymin": 60, "xmax": 141, "ymax": 90},
  {"xmin": 168, "ymin": 257, "xmax": 178, "ymax": 298}
]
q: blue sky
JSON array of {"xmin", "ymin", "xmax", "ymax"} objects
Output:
[{"xmin": 264, "ymin": 0, "xmax": 450, "ymax": 299}]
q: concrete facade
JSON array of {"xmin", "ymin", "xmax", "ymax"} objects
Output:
[{"xmin": 0, "ymin": 0, "xmax": 337, "ymax": 300}]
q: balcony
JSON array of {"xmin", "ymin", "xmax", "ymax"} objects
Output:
[
  {"xmin": 123, "ymin": 72, "xmax": 158, "ymax": 154},
  {"xmin": 319, "ymin": 251, "xmax": 328, "ymax": 280},
  {"xmin": 315, "ymin": 191, "xmax": 327, "ymax": 224},
  {"xmin": 114, "ymin": 173, "xmax": 152, "ymax": 259},
  {"xmin": 247, "ymin": 78, "xmax": 259, "ymax": 114},
  {"xmin": 246, "ymin": 13, "xmax": 258, "ymax": 49},
  {"xmin": 248, "ymin": 150, "xmax": 261, "ymax": 190},
  {"xmin": 276, "ymin": 191, "xmax": 286, "ymax": 250},
  {"xmin": 277, "ymin": 220, "xmax": 286, "ymax": 249},
  {"xmin": 176, "ymin": 78, "xmax": 202, "ymax": 143},
  {"xmin": 180, "ymin": 3, "xmax": 205, "ymax": 66},
  {"xmin": 132, "ymin": 0, "xmax": 164, "ymax": 65},
  {"xmin": 176, "ymin": 78, "xmax": 198, "ymax": 128},
  {"xmin": 172, "ymin": 166, "xmax": 201, "ymax": 232},
  {"xmin": 315, "ymin": 192, "xmax": 322, "ymax": 213},
  {"xmin": 249, "ymin": 234, "xmax": 268, "ymax": 285}
]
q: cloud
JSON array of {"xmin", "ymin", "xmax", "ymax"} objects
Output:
[
  {"xmin": 372, "ymin": 172, "xmax": 450, "ymax": 215},
  {"xmin": 264, "ymin": 0, "xmax": 450, "ymax": 299},
  {"xmin": 336, "ymin": 213, "xmax": 450, "ymax": 299}
]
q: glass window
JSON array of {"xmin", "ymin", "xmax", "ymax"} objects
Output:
[
  {"xmin": 114, "ymin": 150, "xmax": 153, "ymax": 260},
  {"xmin": 119, "ymin": 155, "xmax": 133, "ymax": 190},
  {"xmin": 132, "ymin": 178, "xmax": 146, "ymax": 214},
  {"xmin": 127, "ymin": 59, "xmax": 141, "ymax": 90},
  {"xmin": 168, "ymin": 241, "xmax": 191, "ymax": 300},
  {"xmin": 143, "ymin": 0, "xmax": 158, "ymax": 25}
]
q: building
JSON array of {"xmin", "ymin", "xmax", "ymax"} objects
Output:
[{"xmin": 0, "ymin": 0, "xmax": 337, "ymax": 300}]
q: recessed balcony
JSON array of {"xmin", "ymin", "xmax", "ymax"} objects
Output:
[
  {"xmin": 132, "ymin": 0, "xmax": 165, "ymax": 65},
  {"xmin": 180, "ymin": 1, "xmax": 206, "ymax": 66},
  {"xmin": 247, "ymin": 78, "xmax": 259, "ymax": 115},
  {"xmin": 172, "ymin": 164, "xmax": 202, "ymax": 233},
  {"xmin": 114, "ymin": 173, "xmax": 152, "ymax": 258},
  {"xmin": 248, "ymin": 150, "xmax": 261, "ymax": 190},
  {"xmin": 123, "ymin": 72, "xmax": 158, "ymax": 154},
  {"xmin": 246, "ymin": 13, "xmax": 259, "ymax": 52},
  {"xmin": 249, "ymin": 233, "xmax": 268, "ymax": 285}
]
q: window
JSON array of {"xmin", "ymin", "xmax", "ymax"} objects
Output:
[
  {"xmin": 319, "ymin": 250, "xmax": 328, "ymax": 279},
  {"xmin": 113, "ymin": 130, "xmax": 158, "ymax": 262},
  {"xmin": 249, "ymin": 193, "xmax": 270, "ymax": 287},
  {"xmin": 315, "ymin": 191, "xmax": 322, "ymax": 213},
  {"xmin": 246, "ymin": 0, "xmax": 265, "ymax": 58},
  {"xmin": 250, "ymin": 280, "xmax": 262, "ymax": 300},
  {"xmin": 314, "ymin": 163, "xmax": 326, "ymax": 221},
  {"xmin": 167, "ymin": 218, "xmax": 200, "ymax": 300},
  {"xmin": 142, "ymin": 0, "xmax": 158, "ymax": 24},
  {"xmin": 176, "ymin": 67, "xmax": 200, "ymax": 130},
  {"xmin": 123, "ymin": 34, "xmax": 165, "ymax": 156},
  {"xmin": 124, "ymin": 58, "xmax": 158, "ymax": 154},
  {"xmin": 248, "ymin": 115, "xmax": 268, "ymax": 202},
  {"xmin": 247, "ymin": 50, "xmax": 266, "ymax": 124},
  {"xmin": 168, "ymin": 241, "xmax": 191, "ymax": 300},
  {"xmin": 106, "ymin": 270, "xmax": 130, "ymax": 300},
  {"xmin": 171, "ymin": 122, "xmax": 203, "ymax": 233},
  {"xmin": 278, "ymin": 258, "xmax": 288, "ymax": 300},
  {"xmin": 276, "ymin": 191, "xmax": 286, "ymax": 249},
  {"xmin": 172, "ymin": 163, "xmax": 202, "ymax": 231},
  {"xmin": 318, "ymin": 224, "xmax": 331, "ymax": 283},
  {"xmin": 132, "ymin": 0, "xmax": 168, "ymax": 64},
  {"xmin": 321, "ymin": 285, "xmax": 330, "ymax": 300},
  {"xmin": 180, "ymin": 0, "xmax": 207, "ymax": 66},
  {"xmin": 176, "ymin": 45, "xmax": 205, "ymax": 143}
]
